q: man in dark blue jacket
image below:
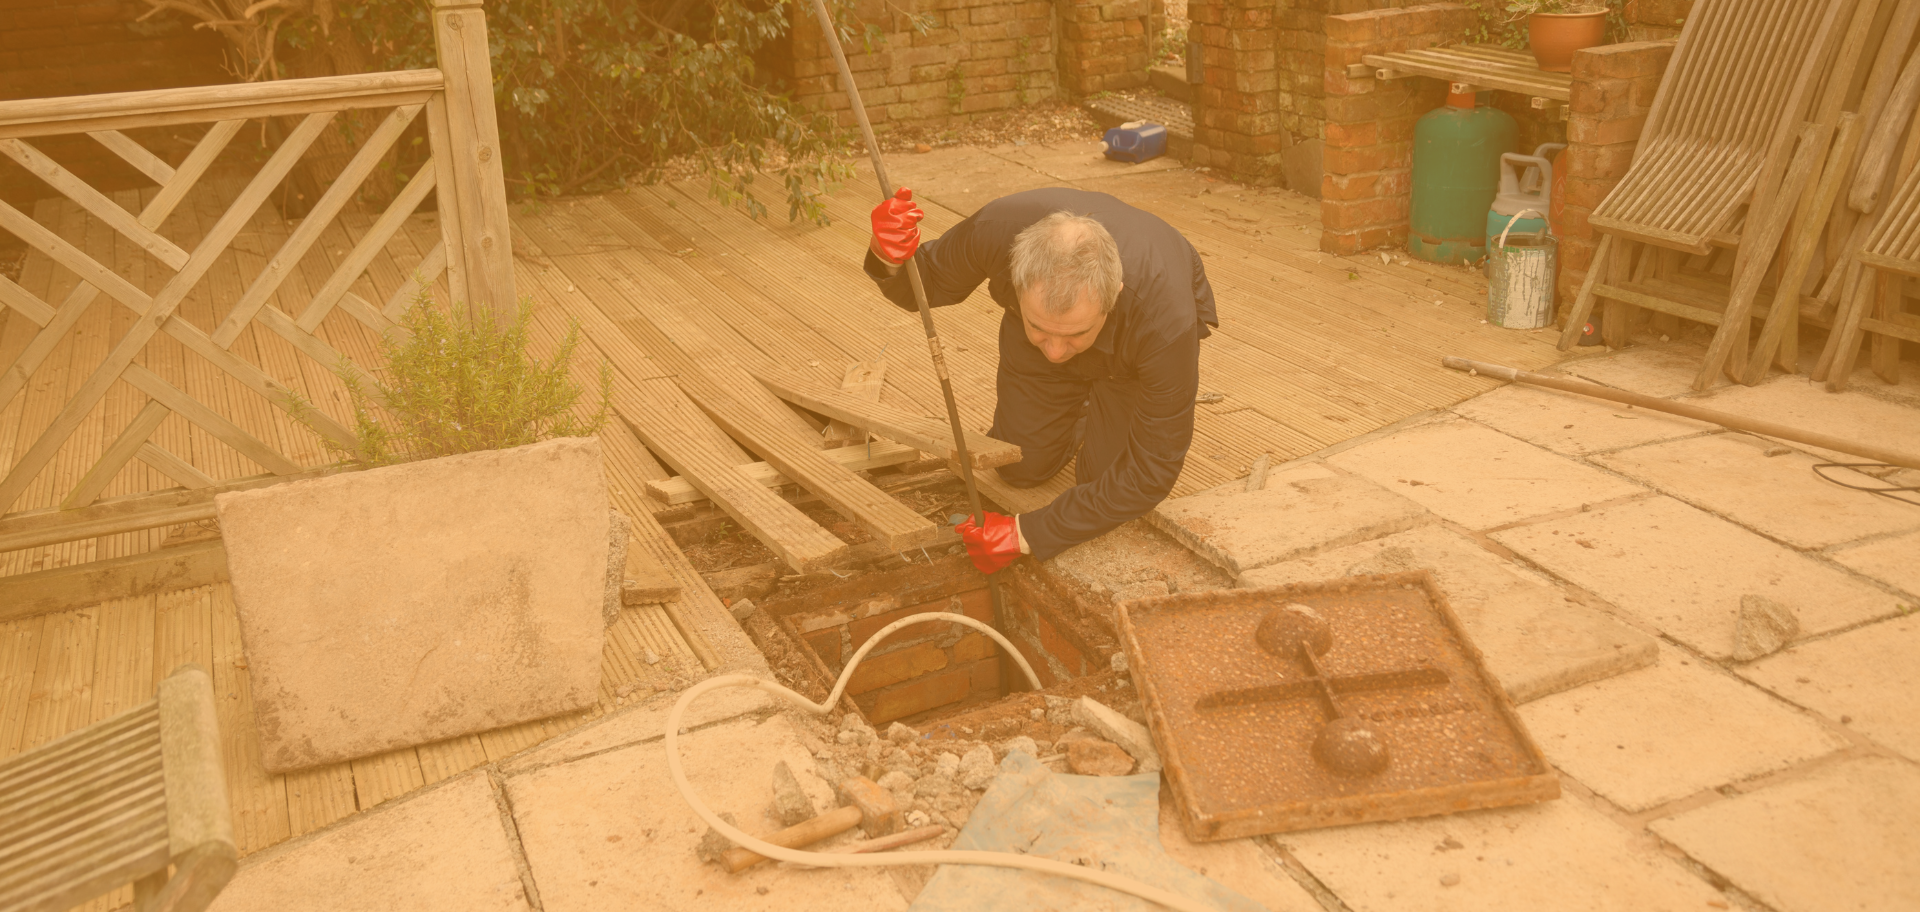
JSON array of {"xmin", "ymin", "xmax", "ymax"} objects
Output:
[{"xmin": 864, "ymin": 187, "xmax": 1217, "ymax": 570}]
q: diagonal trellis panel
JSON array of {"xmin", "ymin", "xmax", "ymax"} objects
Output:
[{"xmin": 0, "ymin": 99, "xmax": 451, "ymax": 515}]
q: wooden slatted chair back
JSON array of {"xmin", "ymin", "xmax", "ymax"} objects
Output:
[
  {"xmin": 1591, "ymin": 0, "xmax": 1845, "ymax": 253},
  {"xmin": 0, "ymin": 664, "xmax": 235, "ymax": 912},
  {"xmin": 0, "ymin": 0, "xmax": 518, "ymax": 548}
]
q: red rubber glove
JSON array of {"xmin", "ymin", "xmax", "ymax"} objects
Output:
[
  {"xmin": 954, "ymin": 511, "xmax": 1022, "ymax": 575},
  {"xmin": 870, "ymin": 187, "xmax": 924, "ymax": 265}
]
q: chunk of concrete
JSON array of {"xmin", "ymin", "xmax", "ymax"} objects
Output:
[
  {"xmin": 1493, "ymin": 496, "xmax": 1902, "ymax": 660},
  {"xmin": 1072, "ymin": 696, "xmax": 1162, "ymax": 773},
  {"xmin": 1239, "ymin": 526, "xmax": 1657, "ymax": 703},
  {"xmin": 1649, "ymin": 757, "xmax": 1920, "ymax": 912},
  {"xmin": 1731, "ymin": 594, "xmax": 1800, "ymax": 662},
  {"xmin": 771, "ymin": 759, "xmax": 816, "ymax": 826},
  {"xmin": 502, "ymin": 713, "xmax": 902, "ymax": 911},
  {"xmin": 1066, "ymin": 738, "xmax": 1136, "ymax": 776},
  {"xmin": 1149, "ymin": 463, "xmax": 1428, "ymax": 576},
  {"xmin": 1327, "ymin": 417, "xmax": 1646, "ymax": 530},
  {"xmin": 1591, "ymin": 433, "xmax": 1920, "ymax": 550},
  {"xmin": 216, "ymin": 437, "xmax": 610, "ymax": 771},
  {"xmin": 1282, "ymin": 789, "xmax": 1730, "ymax": 912},
  {"xmin": 1741, "ymin": 614, "xmax": 1920, "ymax": 761},
  {"xmin": 958, "ymin": 744, "xmax": 997, "ymax": 790},
  {"xmin": 208, "ymin": 772, "xmax": 530, "ymax": 912},
  {"xmin": 1518, "ymin": 646, "xmax": 1845, "ymax": 812}
]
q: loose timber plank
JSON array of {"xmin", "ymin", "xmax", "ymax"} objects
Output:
[
  {"xmin": 643, "ymin": 440, "xmax": 920, "ymax": 506},
  {"xmin": 512, "ymin": 228, "xmax": 849, "ymax": 573},
  {"xmin": 750, "ymin": 365, "xmax": 1020, "ymax": 471},
  {"xmin": 0, "ymin": 541, "xmax": 227, "ymax": 622}
]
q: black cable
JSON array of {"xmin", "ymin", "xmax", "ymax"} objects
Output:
[{"xmin": 1811, "ymin": 463, "xmax": 1920, "ymax": 508}]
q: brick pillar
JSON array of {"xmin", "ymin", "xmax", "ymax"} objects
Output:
[
  {"xmin": 1189, "ymin": 0, "xmax": 1282, "ymax": 181},
  {"xmin": 1318, "ymin": 3, "xmax": 1471, "ymax": 255},
  {"xmin": 1556, "ymin": 40, "xmax": 1675, "ymax": 305},
  {"xmin": 1058, "ymin": 0, "xmax": 1152, "ymax": 96}
]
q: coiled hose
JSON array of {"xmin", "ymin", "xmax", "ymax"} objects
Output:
[{"xmin": 665, "ymin": 611, "xmax": 1219, "ymax": 912}]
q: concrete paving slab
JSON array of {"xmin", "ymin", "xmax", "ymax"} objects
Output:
[
  {"xmin": 988, "ymin": 141, "xmax": 1184, "ymax": 182},
  {"xmin": 1650, "ymin": 757, "xmax": 1920, "ymax": 912},
  {"xmin": 1827, "ymin": 529, "xmax": 1920, "ymax": 598},
  {"xmin": 1156, "ymin": 793, "xmax": 1321, "ymax": 912},
  {"xmin": 1451, "ymin": 383, "xmax": 1710, "ymax": 457},
  {"xmin": 1492, "ymin": 497, "xmax": 1904, "ymax": 659},
  {"xmin": 1237, "ymin": 526, "xmax": 1657, "ymax": 704},
  {"xmin": 504, "ymin": 712, "xmax": 906, "ymax": 912},
  {"xmin": 1147, "ymin": 463, "xmax": 1429, "ymax": 576},
  {"xmin": 1281, "ymin": 790, "xmax": 1729, "ymax": 912},
  {"xmin": 1556, "ymin": 347, "xmax": 1705, "ymax": 398},
  {"xmin": 1327, "ymin": 417, "xmax": 1647, "ymax": 530},
  {"xmin": 1692, "ymin": 376, "xmax": 1920, "ymax": 466},
  {"xmin": 1519, "ymin": 646, "xmax": 1845, "ymax": 812},
  {"xmin": 209, "ymin": 771, "xmax": 530, "ymax": 912},
  {"xmin": 1591, "ymin": 434, "xmax": 1920, "ymax": 550},
  {"xmin": 501, "ymin": 685, "xmax": 778, "ymax": 774},
  {"xmin": 1741, "ymin": 614, "xmax": 1920, "ymax": 761},
  {"xmin": 216, "ymin": 438, "xmax": 609, "ymax": 771}
]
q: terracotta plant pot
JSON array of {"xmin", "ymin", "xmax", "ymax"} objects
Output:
[{"xmin": 1528, "ymin": 11, "xmax": 1609, "ymax": 73}]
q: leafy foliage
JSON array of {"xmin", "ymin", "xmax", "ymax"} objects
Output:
[
  {"xmin": 276, "ymin": 0, "xmax": 866, "ymax": 223},
  {"xmin": 300, "ymin": 292, "xmax": 612, "ymax": 466}
]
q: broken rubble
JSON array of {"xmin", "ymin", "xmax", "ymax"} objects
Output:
[
  {"xmin": 770, "ymin": 760, "xmax": 815, "ymax": 827},
  {"xmin": 1071, "ymin": 696, "xmax": 1162, "ymax": 773},
  {"xmin": 1731, "ymin": 594, "xmax": 1800, "ymax": 662},
  {"xmin": 957, "ymin": 745, "xmax": 997, "ymax": 790},
  {"xmin": 1066, "ymin": 738, "xmax": 1136, "ymax": 776}
]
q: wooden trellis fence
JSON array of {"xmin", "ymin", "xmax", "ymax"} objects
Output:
[{"xmin": 0, "ymin": 0, "xmax": 516, "ymax": 559}]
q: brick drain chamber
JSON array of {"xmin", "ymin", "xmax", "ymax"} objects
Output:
[{"xmin": 737, "ymin": 552, "xmax": 1150, "ymax": 742}]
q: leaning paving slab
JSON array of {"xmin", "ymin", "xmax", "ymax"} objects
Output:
[
  {"xmin": 1591, "ymin": 433, "xmax": 1920, "ymax": 550},
  {"xmin": 1450, "ymin": 383, "xmax": 1709, "ymax": 457},
  {"xmin": 208, "ymin": 771, "xmax": 531, "ymax": 912},
  {"xmin": 216, "ymin": 437, "xmax": 610, "ymax": 771},
  {"xmin": 1280, "ymin": 789, "xmax": 1730, "ymax": 912},
  {"xmin": 1493, "ymin": 496, "xmax": 1903, "ymax": 660},
  {"xmin": 1518, "ymin": 645, "xmax": 1845, "ymax": 812},
  {"xmin": 1237, "ymin": 525, "xmax": 1656, "ymax": 704},
  {"xmin": 1741, "ymin": 614, "xmax": 1920, "ymax": 761},
  {"xmin": 1650, "ymin": 757, "xmax": 1920, "ymax": 912},
  {"xmin": 1825, "ymin": 529, "xmax": 1920, "ymax": 599},
  {"xmin": 503, "ymin": 712, "xmax": 907, "ymax": 912},
  {"xmin": 1148, "ymin": 463, "xmax": 1428, "ymax": 576},
  {"xmin": 1326, "ymin": 417, "xmax": 1646, "ymax": 530}
]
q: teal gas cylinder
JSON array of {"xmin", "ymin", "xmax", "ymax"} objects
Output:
[{"xmin": 1410, "ymin": 89, "xmax": 1518, "ymax": 264}]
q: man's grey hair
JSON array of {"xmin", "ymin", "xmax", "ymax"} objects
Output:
[{"xmin": 1009, "ymin": 211, "xmax": 1123, "ymax": 315}]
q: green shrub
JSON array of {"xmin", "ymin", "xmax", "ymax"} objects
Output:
[{"xmin": 300, "ymin": 292, "xmax": 613, "ymax": 466}]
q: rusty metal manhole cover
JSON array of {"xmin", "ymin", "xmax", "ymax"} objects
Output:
[{"xmin": 1118, "ymin": 571, "xmax": 1558, "ymax": 841}]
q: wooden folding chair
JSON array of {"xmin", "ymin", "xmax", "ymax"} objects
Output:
[
  {"xmin": 1557, "ymin": 0, "xmax": 1857, "ymax": 390},
  {"xmin": 0, "ymin": 665, "xmax": 236, "ymax": 912},
  {"xmin": 1822, "ymin": 158, "xmax": 1920, "ymax": 387}
]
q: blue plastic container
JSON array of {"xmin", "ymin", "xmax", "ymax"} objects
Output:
[{"xmin": 1102, "ymin": 122, "xmax": 1167, "ymax": 163}]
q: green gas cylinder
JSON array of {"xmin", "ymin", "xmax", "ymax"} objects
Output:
[{"xmin": 1410, "ymin": 88, "xmax": 1517, "ymax": 264}]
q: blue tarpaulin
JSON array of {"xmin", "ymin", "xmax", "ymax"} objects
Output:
[{"xmin": 907, "ymin": 752, "xmax": 1266, "ymax": 912}]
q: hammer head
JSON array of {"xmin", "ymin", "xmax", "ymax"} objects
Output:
[{"xmin": 839, "ymin": 776, "xmax": 901, "ymax": 837}]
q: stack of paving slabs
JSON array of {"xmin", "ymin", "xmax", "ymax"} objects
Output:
[
  {"xmin": 1562, "ymin": 0, "xmax": 1920, "ymax": 391},
  {"xmin": 1116, "ymin": 572, "xmax": 1558, "ymax": 840}
]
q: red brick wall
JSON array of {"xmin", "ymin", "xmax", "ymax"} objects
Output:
[
  {"xmin": 1318, "ymin": 3, "xmax": 1473, "ymax": 254},
  {"xmin": 790, "ymin": 0, "xmax": 1059, "ymax": 130},
  {"xmin": 1059, "ymin": 0, "xmax": 1154, "ymax": 96},
  {"xmin": 1555, "ymin": 39, "xmax": 1675, "ymax": 306}
]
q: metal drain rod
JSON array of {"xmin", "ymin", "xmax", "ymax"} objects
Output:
[{"xmin": 806, "ymin": 0, "xmax": 1016, "ymax": 660}]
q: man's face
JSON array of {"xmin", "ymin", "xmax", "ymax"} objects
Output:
[{"xmin": 1017, "ymin": 285, "xmax": 1108, "ymax": 364}]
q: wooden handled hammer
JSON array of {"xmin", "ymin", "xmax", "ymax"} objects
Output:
[{"xmin": 721, "ymin": 776, "xmax": 900, "ymax": 873}]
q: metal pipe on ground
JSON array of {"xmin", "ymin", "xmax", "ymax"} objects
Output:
[
  {"xmin": 1442, "ymin": 356, "xmax": 1920, "ymax": 471},
  {"xmin": 804, "ymin": 0, "xmax": 1017, "ymax": 653}
]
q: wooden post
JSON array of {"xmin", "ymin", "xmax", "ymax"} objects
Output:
[{"xmin": 431, "ymin": 0, "xmax": 516, "ymax": 324}]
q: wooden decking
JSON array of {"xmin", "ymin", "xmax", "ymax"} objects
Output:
[{"xmin": 0, "ymin": 143, "xmax": 1566, "ymax": 897}]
